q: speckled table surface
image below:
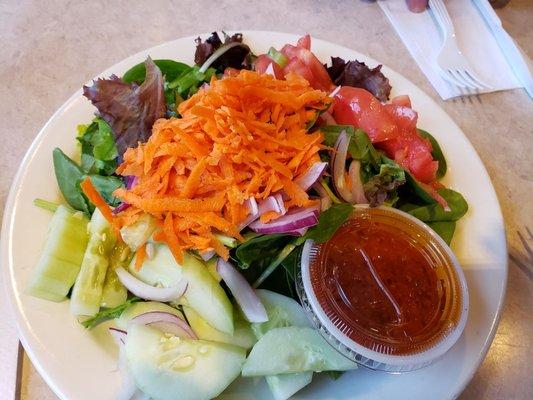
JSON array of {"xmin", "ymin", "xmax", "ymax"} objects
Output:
[{"xmin": 0, "ymin": 0, "xmax": 531, "ymax": 399}]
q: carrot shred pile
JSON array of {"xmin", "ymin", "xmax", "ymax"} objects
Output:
[{"xmin": 114, "ymin": 70, "xmax": 330, "ymax": 261}]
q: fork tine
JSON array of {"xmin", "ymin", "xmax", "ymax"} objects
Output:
[
  {"xmin": 449, "ymin": 69, "xmax": 477, "ymax": 88},
  {"xmin": 438, "ymin": 68, "xmax": 467, "ymax": 87},
  {"xmin": 527, "ymin": 227, "xmax": 532, "ymax": 239},
  {"xmin": 429, "ymin": 0, "xmax": 454, "ymax": 33},
  {"xmin": 463, "ymin": 70, "xmax": 493, "ymax": 89},
  {"xmin": 455, "ymin": 70, "xmax": 482, "ymax": 90}
]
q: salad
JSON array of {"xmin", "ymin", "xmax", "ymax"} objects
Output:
[{"xmin": 27, "ymin": 32, "xmax": 468, "ymax": 400}]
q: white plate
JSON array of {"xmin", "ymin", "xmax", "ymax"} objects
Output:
[{"xmin": 1, "ymin": 31, "xmax": 507, "ymax": 400}]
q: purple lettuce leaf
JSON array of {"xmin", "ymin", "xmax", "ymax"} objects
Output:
[
  {"xmin": 83, "ymin": 57, "xmax": 166, "ymax": 157},
  {"xmin": 326, "ymin": 57, "xmax": 392, "ymax": 102},
  {"xmin": 194, "ymin": 32, "xmax": 252, "ymax": 71}
]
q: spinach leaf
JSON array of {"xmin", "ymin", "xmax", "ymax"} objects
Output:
[
  {"xmin": 297, "ymin": 203, "xmax": 353, "ymax": 245},
  {"xmin": 402, "ymin": 172, "xmax": 437, "ymax": 205},
  {"xmin": 418, "ymin": 129, "xmax": 447, "ymax": 180},
  {"xmin": 280, "ymin": 246, "xmax": 302, "ymax": 281},
  {"xmin": 402, "ymin": 189, "xmax": 468, "ymax": 222},
  {"xmin": 53, "ymin": 148, "xmax": 91, "ymax": 213},
  {"xmin": 81, "ymin": 297, "xmax": 142, "ymax": 329},
  {"xmin": 232, "ymin": 234, "xmax": 298, "ymax": 299},
  {"xmin": 53, "ymin": 147, "xmax": 124, "ymax": 212},
  {"xmin": 78, "ymin": 118, "xmax": 118, "ymax": 175},
  {"xmin": 123, "ymin": 59, "xmax": 191, "ymax": 84},
  {"xmin": 233, "ymin": 234, "xmax": 291, "ymax": 270},
  {"xmin": 427, "ymin": 221, "xmax": 456, "ymax": 245},
  {"xmin": 87, "ymin": 175, "xmax": 124, "ymax": 207}
]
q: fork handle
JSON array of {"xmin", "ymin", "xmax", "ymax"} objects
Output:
[{"xmin": 429, "ymin": 0, "xmax": 456, "ymax": 37}]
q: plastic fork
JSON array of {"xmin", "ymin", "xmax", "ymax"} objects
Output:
[{"xmin": 429, "ymin": 0, "xmax": 492, "ymax": 90}]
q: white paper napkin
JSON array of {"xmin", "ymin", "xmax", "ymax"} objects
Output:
[{"xmin": 378, "ymin": 0, "xmax": 522, "ymax": 99}]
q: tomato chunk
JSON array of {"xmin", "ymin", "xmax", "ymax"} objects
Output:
[
  {"xmin": 332, "ymin": 87, "xmax": 438, "ymax": 183},
  {"xmin": 332, "ymin": 87, "xmax": 398, "ymax": 142},
  {"xmin": 253, "ymin": 35, "xmax": 333, "ymax": 92},
  {"xmin": 253, "ymin": 54, "xmax": 283, "ymax": 78}
]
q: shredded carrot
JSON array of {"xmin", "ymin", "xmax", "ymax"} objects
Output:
[
  {"xmin": 260, "ymin": 211, "xmax": 281, "ymax": 224},
  {"xmin": 80, "ymin": 177, "xmax": 115, "ymax": 224},
  {"xmin": 114, "ymin": 70, "xmax": 330, "ymax": 260},
  {"xmin": 134, "ymin": 243, "xmax": 147, "ymax": 271}
]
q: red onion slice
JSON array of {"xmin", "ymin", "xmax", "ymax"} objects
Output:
[
  {"xmin": 200, "ymin": 249, "xmax": 216, "ymax": 261},
  {"xmin": 131, "ymin": 311, "xmax": 197, "ymax": 339},
  {"xmin": 274, "ymin": 193, "xmax": 286, "ymax": 215},
  {"xmin": 349, "ymin": 160, "xmax": 368, "ymax": 204},
  {"xmin": 249, "ymin": 206, "xmax": 319, "ymax": 234},
  {"xmin": 216, "ymin": 259, "xmax": 268, "ymax": 323},
  {"xmin": 113, "ymin": 176, "xmax": 138, "ymax": 215},
  {"xmin": 245, "ymin": 197, "xmax": 259, "ymax": 216},
  {"xmin": 113, "ymin": 202, "xmax": 131, "ymax": 215},
  {"xmin": 329, "ymin": 85, "xmax": 341, "ymax": 98},
  {"xmin": 284, "ymin": 227, "xmax": 309, "ymax": 236},
  {"xmin": 109, "ymin": 327, "xmax": 127, "ymax": 346},
  {"xmin": 294, "ymin": 162, "xmax": 328, "ymax": 191},
  {"xmin": 331, "ymin": 130, "xmax": 355, "ymax": 203},
  {"xmin": 319, "ymin": 111, "xmax": 337, "ymax": 125},
  {"xmin": 237, "ymin": 197, "xmax": 261, "ymax": 231},
  {"xmin": 115, "ymin": 267, "xmax": 187, "ymax": 302},
  {"xmin": 258, "ymin": 196, "xmax": 281, "ymax": 215}
]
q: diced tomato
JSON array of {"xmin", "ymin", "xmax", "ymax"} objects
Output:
[
  {"xmin": 296, "ymin": 34, "xmax": 311, "ymax": 50},
  {"xmin": 253, "ymin": 54, "xmax": 283, "ymax": 78},
  {"xmin": 253, "ymin": 35, "xmax": 334, "ymax": 92},
  {"xmin": 223, "ymin": 67, "xmax": 240, "ymax": 77},
  {"xmin": 384, "ymin": 104, "xmax": 418, "ymax": 131},
  {"xmin": 280, "ymin": 44, "xmax": 333, "ymax": 91},
  {"xmin": 390, "ymin": 94, "xmax": 411, "ymax": 108},
  {"xmin": 284, "ymin": 57, "xmax": 315, "ymax": 83},
  {"xmin": 378, "ymin": 124, "xmax": 438, "ymax": 183},
  {"xmin": 332, "ymin": 87, "xmax": 438, "ymax": 183},
  {"xmin": 332, "ymin": 87, "xmax": 398, "ymax": 142}
]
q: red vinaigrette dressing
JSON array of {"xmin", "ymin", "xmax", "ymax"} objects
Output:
[{"xmin": 310, "ymin": 209, "xmax": 462, "ymax": 356}]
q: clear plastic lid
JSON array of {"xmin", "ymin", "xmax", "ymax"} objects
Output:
[{"xmin": 296, "ymin": 205, "xmax": 469, "ymax": 372}]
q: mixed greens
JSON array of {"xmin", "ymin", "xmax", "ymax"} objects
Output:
[{"xmin": 28, "ymin": 32, "xmax": 467, "ymax": 400}]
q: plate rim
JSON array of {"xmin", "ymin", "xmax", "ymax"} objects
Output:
[{"xmin": 1, "ymin": 30, "xmax": 508, "ymax": 400}]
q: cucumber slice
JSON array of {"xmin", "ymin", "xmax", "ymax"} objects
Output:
[
  {"xmin": 70, "ymin": 210, "xmax": 117, "ymax": 316},
  {"xmin": 183, "ymin": 306, "xmax": 256, "ymax": 350},
  {"xmin": 125, "ymin": 325, "xmax": 245, "ymax": 400},
  {"xmin": 266, "ymin": 373, "xmax": 313, "ymax": 400},
  {"xmin": 27, "ymin": 206, "xmax": 89, "ymax": 301},
  {"xmin": 128, "ymin": 243, "xmax": 183, "ymax": 288},
  {"xmin": 252, "ymin": 290, "xmax": 313, "ymax": 400},
  {"xmin": 100, "ymin": 243, "xmax": 132, "ymax": 308},
  {"xmin": 253, "ymin": 289, "xmax": 311, "ymax": 338},
  {"xmin": 100, "ymin": 267, "xmax": 127, "ymax": 308},
  {"xmin": 120, "ymin": 213, "xmax": 157, "ymax": 251},
  {"xmin": 115, "ymin": 301, "xmax": 184, "ymax": 330},
  {"xmin": 180, "ymin": 252, "xmax": 233, "ymax": 335},
  {"xmin": 129, "ymin": 245, "xmax": 233, "ymax": 334},
  {"xmin": 242, "ymin": 327, "xmax": 357, "ymax": 376}
]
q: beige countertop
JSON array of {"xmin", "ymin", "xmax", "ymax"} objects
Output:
[{"xmin": 1, "ymin": 0, "xmax": 532, "ymax": 399}]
